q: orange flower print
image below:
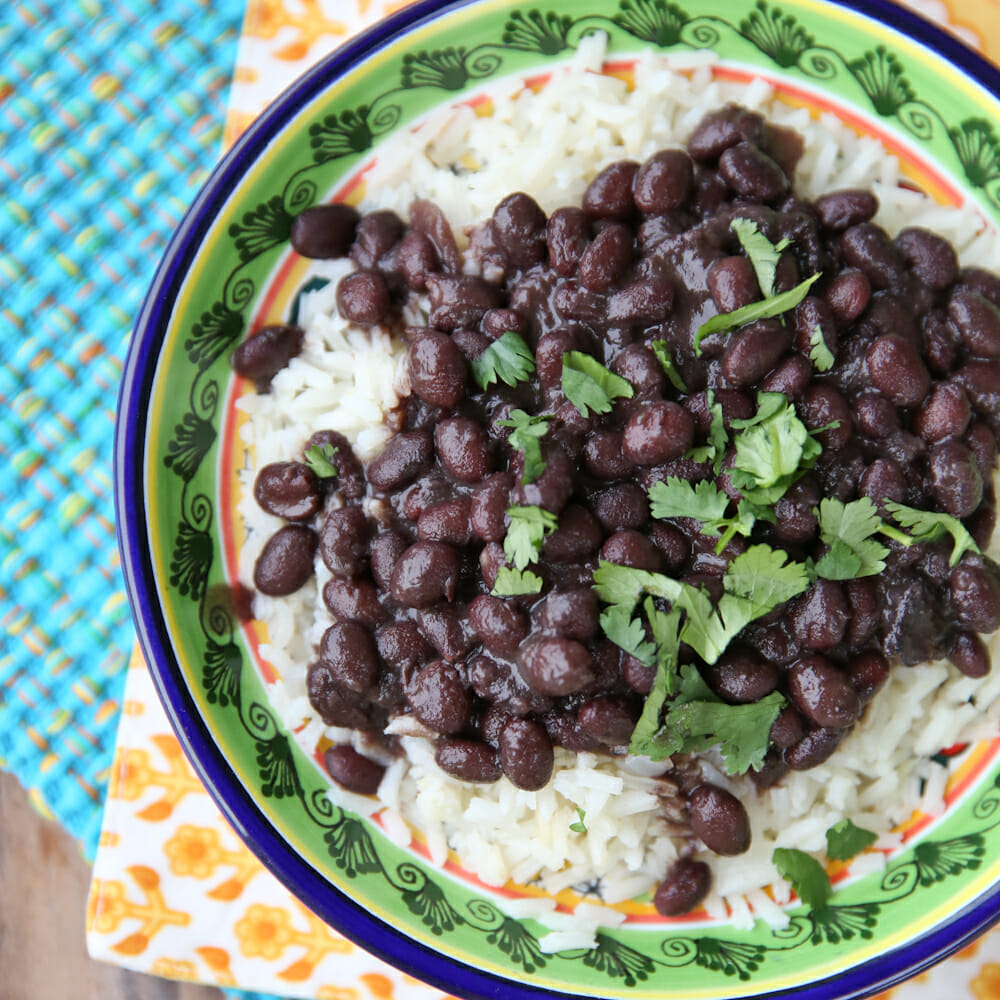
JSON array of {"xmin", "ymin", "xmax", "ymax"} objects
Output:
[
  {"xmin": 165, "ymin": 825, "xmax": 225, "ymax": 879},
  {"xmin": 109, "ymin": 736, "xmax": 203, "ymax": 820},
  {"xmin": 151, "ymin": 958, "xmax": 198, "ymax": 980},
  {"xmin": 973, "ymin": 962, "xmax": 1000, "ymax": 999},
  {"xmin": 247, "ymin": 0, "xmax": 348, "ymax": 62},
  {"xmin": 235, "ymin": 904, "xmax": 296, "ymax": 961},
  {"xmin": 87, "ymin": 878, "xmax": 129, "ymax": 934}
]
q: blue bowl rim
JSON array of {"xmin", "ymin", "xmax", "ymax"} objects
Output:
[{"xmin": 115, "ymin": 1, "xmax": 1000, "ymax": 997}]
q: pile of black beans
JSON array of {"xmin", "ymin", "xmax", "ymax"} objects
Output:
[{"xmin": 232, "ymin": 104, "xmax": 1000, "ymax": 916}]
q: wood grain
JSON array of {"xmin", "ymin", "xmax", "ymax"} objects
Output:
[{"xmin": 0, "ymin": 771, "xmax": 222, "ymax": 1000}]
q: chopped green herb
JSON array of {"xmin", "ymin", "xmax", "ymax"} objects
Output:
[
  {"xmin": 813, "ymin": 497, "xmax": 890, "ymax": 580},
  {"xmin": 561, "ymin": 351, "xmax": 634, "ymax": 417},
  {"xmin": 569, "ymin": 808, "xmax": 588, "ymax": 834},
  {"xmin": 730, "ymin": 217, "xmax": 791, "ymax": 298},
  {"xmin": 884, "ymin": 501, "xmax": 981, "ymax": 567},
  {"xmin": 772, "ymin": 848, "xmax": 832, "ymax": 910},
  {"xmin": 600, "ymin": 604, "xmax": 656, "ymax": 667},
  {"xmin": 686, "ymin": 389, "xmax": 727, "ymax": 472},
  {"xmin": 304, "ymin": 442, "xmax": 339, "ymax": 478},
  {"xmin": 592, "ymin": 561, "xmax": 684, "ymax": 616},
  {"xmin": 723, "ymin": 544, "xmax": 811, "ymax": 617},
  {"xmin": 808, "ymin": 324, "xmax": 835, "ymax": 372},
  {"xmin": 826, "ymin": 819, "xmax": 879, "ymax": 861},
  {"xmin": 471, "ymin": 330, "xmax": 535, "ymax": 390},
  {"xmin": 491, "ymin": 566, "xmax": 544, "ymax": 597},
  {"xmin": 650, "ymin": 340, "xmax": 689, "ymax": 394},
  {"xmin": 694, "ymin": 272, "xmax": 821, "ymax": 355},
  {"xmin": 503, "ymin": 505, "xmax": 558, "ymax": 571},
  {"xmin": 499, "ymin": 409, "xmax": 551, "ymax": 485}
]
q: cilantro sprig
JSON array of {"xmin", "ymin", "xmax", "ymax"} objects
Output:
[
  {"xmin": 569, "ymin": 808, "xmax": 588, "ymax": 834},
  {"xmin": 685, "ymin": 389, "xmax": 727, "ymax": 472},
  {"xmin": 772, "ymin": 848, "xmax": 832, "ymax": 910},
  {"xmin": 499, "ymin": 409, "xmax": 550, "ymax": 485},
  {"xmin": 730, "ymin": 217, "xmax": 790, "ymax": 298},
  {"xmin": 304, "ymin": 442, "xmax": 339, "ymax": 478},
  {"xmin": 561, "ymin": 352, "xmax": 634, "ymax": 417},
  {"xmin": 471, "ymin": 330, "xmax": 535, "ymax": 390},
  {"xmin": 503, "ymin": 505, "xmax": 558, "ymax": 571},
  {"xmin": 826, "ymin": 819, "xmax": 878, "ymax": 861},
  {"xmin": 650, "ymin": 340, "xmax": 689, "ymax": 394},
  {"xmin": 884, "ymin": 501, "xmax": 980, "ymax": 567},
  {"xmin": 808, "ymin": 324, "xmax": 835, "ymax": 372},
  {"xmin": 813, "ymin": 498, "xmax": 890, "ymax": 580},
  {"xmin": 491, "ymin": 566, "xmax": 543, "ymax": 597}
]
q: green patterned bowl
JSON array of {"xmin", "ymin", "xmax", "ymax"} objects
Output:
[{"xmin": 116, "ymin": 1, "xmax": 1000, "ymax": 996}]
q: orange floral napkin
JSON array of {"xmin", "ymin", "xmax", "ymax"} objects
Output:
[{"xmin": 88, "ymin": 0, "xmax": 1000, "ymax": 997}]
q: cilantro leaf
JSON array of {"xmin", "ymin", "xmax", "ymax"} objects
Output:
[
  {"xmin": 561, "ymin": 351, "xmax": 634, "ymax": 417},
  {"xmin": 601, "ymin": 604, "xmax": 656, "ymax": 666},
  {"xmin": 826, "ymin": 819, "xmax": 878, "ymax": 861},
  {"xmin": 730, "ymin": 217, "xmax": 791, "ymax": 298},
  {"xmin": 503, "ymin": 505, "xmax": 557, "ymax": 571},
  {"xmin": 569, "ymin": 808, "xmax": 587, "ymax": 834},
  {"xmin": 650, "ymin": 340, "xmax": 689, "ymax": 394},
  {"xmin": 808, "ymin": 324, "xmax": 835, "ymax": 372},
  {"xmin": 627, "ymin": 607, "xmax": 682, "ymax": 760},
  {"xmin": 813, "ymin": 497, "xmax": 889, "ymax": 580},
  {"xmin": 491, "ymin": 566, "xmax": 543, "ymax": 597},
  {"xmin": 304, "ymin": 442, "xmax": 339, "ymax": 478},
  {"xmin": 471, "ymin": 330, "xmax": 535, "ymax": 390},
  {"xmin": 648, "ymin": 477, "xmax": 730, "ymax": 525},
  {"xmin": 772, "ymin": 848, "xmax": 832, "ymax": 910},
  {"xmin": 686, "ymin": 389, "xmax": 727, "ymax": 471},
  {"xmin": 499, "ymin": 409, "xmax": 550, "ymax": 485},
  {"xmin": 694, "ymin": 272, "xmax": 821, "ymax": 355},
  {"xmin": 723, "ymin": 544, "xmax": 811, "ymax": 617},
  {"xmin": 884, "ymin": 501, "xmax": 981, "ymax": 567},
  {"xmin": 592, "ymin": 561, "xmax": 685, "ymax": 615}
]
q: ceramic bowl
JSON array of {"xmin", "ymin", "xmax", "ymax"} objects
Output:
[{"xmin": 116, "ymin": 1, "xmax": 1000, "ymax": 997}]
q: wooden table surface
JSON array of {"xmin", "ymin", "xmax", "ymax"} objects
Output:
[{"xmin": 0, "ymin": 771, "xmax": 223, "ymax": 1000}]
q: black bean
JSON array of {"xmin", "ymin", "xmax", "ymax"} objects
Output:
[
  {"xmin": 511, "ymin": 445, "xmax": 574, "ymax": 513},
  {"xmin": 479, "ymin": 542, "xmax": 506, "ymax": 591},
  {"xmin": 417, "ymin": 497, "xmax": 473, "ymax": 546},
  {"xmin": 769, "ymin": 705, "xmax": 806, "ymax": 749},
  {"xmin": 855, "ymin": 393, "xmax": 899, "ymax": 439},
  {"xmin": 612, "ymin": 344, "xmax": 666, "ymax": 395},
  {"xmin": 305, "ymin": 429, "xmax": 366, "ymax": 500},
  {"xmin": 350, "ymin": 210, "xmax": 404, "ymax": 269},
  {"xmin": 760, "ymin": 354, "xmax": 811, "ymax": 399},
  {"xmin": 949, "ymin": 289, "xmax": 1000, "ymax": 358},
  {"xmin": 491, "ymin": 192, "xmax": 547, "ymax": 268},
  {"xmin": 718, "ymin": 142, "xmax": 788, "ymax": 200},
  {"xmin": 841, "ymin": 223, "xmax": 904, "ymax": 290},
  {"xmin": 319, "ymin": 506, "xmax": 369, "ymax": 577},
  {"xmin": 307, "ymin": 661, "xmax": 375, "ymax": 728},
  {"xmin": 688, "ymin": 784, "xmax": 751, "ymax": 856},
  {"xmin": 253, "ymin": 524, "xmax": 318, "ymax": 596},
  {"xmin": 319, "ymin": 622, "xmax": 379, "ymax": 693},
  {"xmin": 915, "ymin": 382, "xmax": 971, "ymax": 444},
  {"xmin": 323, "ymin": 576, "xmax": 384, "ymax": 629},
  {"xmin": 336, "ymin": 270, "xmax": 390, "ymax": 326},
  {"xmin": 607, "ymin": 272, "xmax": 675, "ymax": 324},
  {"xmin": 407, "ymin": 660, "xmax": 471, "ymax": 733},
  {"xmin": 254, "ymin": 462, "xmax": 321, "ymax": 521},
  {"xmin": 389, "ymin": 541, "xmax": 461, "ymax": 607},
  {"xmin": 858, "ymin": 457, "xmax": 905, "ymax": 510},
  {"xmin": 367, "ymin": 430, "xmax": 434, "ymax": 492},
  {"xmin": 703, "ymin": 646, "xmax": 779, "ymax": 704},
  {"xmin": 772, "ymin": 475, "xmax": 820, "ymax": 543},
  {"xmin": 794, "ymin": 296, "xmax": 838, "ymax": 361},
  {"xmin": 866, "ymin": 335, "xmax": 930, "ymax": 408},
  {"xmin": 470, "ymin": 472, "xmax": 513, "ymax": 542},
  {"xmin": 584, "ymin": 429, "xmax": 634, "ymax": 479},
  {"xmin": 622, "ymin": 401, "xmax": 694, "ymax": 465},
  {"xmin": 396, "ymin": 230, "xmax": 439, "ymax": 291},
  {"xmin": 468, "ymin": 594, "xmax": 530, "ymax": 660},
  {"xmin": 417, "ymin": 606, "xmax": 476, "ymax": 662},
  {"xmin": 376, "ymin": 621, "xmax": 433, "ymax": 678},
  {"xmin": 534, "ymin": 588, "xmax": 599, "ymax": 641},
  {"xmin": 577, "ymin": 695, "xmax": 637, "ymax": 745},
  {"xmin": 547, "ymin": 206, "xmax": 591, "ymax": 276},
  {"xmin": 324, "ymin": 745, "xmax": 385, "ymax": 795},
  {"xmin": 814, "ymin": 189, "xmax": 879, "ymax": 230},
  {"xmin": 290, "ymin": 203, "xmax": 360, "ymax": 259},
  {"xmin": 600, "ymin": 529, "xmax": 665, "ymax": 572},
  {"xmin": 435, "ymin": 737, "xmax": 502, "ymax": 783},
  {"xmin": 968, "ymin": 422, "xmax": 998, "ymax": 476},
  {"xmin": 589, "ymin": 483, "xmax": 649, "ymax": 532},
  {"xmin": 427, "ymin": 274, "xmax": 502, "ymax": 332},
  {"xmin": 721, "ymin": 318, "xmax": 790, "ymax": 386},
  {"xmin": 949, "ymin": 630, "xmax": 991, "ymax": 678},
  {"xmin": 582, "ymin": 160, "xmax": 639, "ymax": 220},
  {"xmin": 708, "ymin": 255, "xmax": 759, "ymax": 313},
  {"xmin": 825, "ymin": 269, "xmax": 871, "ymax": 323},
  {"xmin": 787, "ymin": 579, "xmax": 849, "ymax": 651},
  {"xmin": 653, "ymin": 858, "xmax": 711, "ymax": 917},
  {"xmin": 633, "ymin": 149, "xmax": 694, "ymax": 214},
  {"xmin": 896, "ymin": 227, "xmax": 958, "ymax": 289},
  {"xmin": 928, "ymin": 440, "xmax": 983, "ymax": 518},
  {"xmin": 577, "ymin": 223, "xmax": 632, "ymax": 292},
  {"xmin": 410, "ymin": 199, "xmax": 463, "ymax": 275},
  {"xmin": 434, "ymin": 416, "xmax": 493, "ymax": 484},
  {"xmin": 498, "ymin": 718, "xmax": 554, "ymax": 790},
  {"xmin": 231, "ymin": 324, "xmax": 304, "ymax": 389},
  {"xmin": 950, "ymin": 559, "xmax": 1000, "ymax": 632},
  {"xmin": 535, "ymin": 327, "xmax": 590, "ymax": 388},
  {"xmin": 846, "ymin": 650, "xmax": 890, "ymax": 703},
  {"xmin": 687, "ymin": 106, "xmax": 767, "ymax": 162},
  {"xmin": 801, "ymin": 383, "xmax": 853, "ymax": 451},
  {"xmin": 408, "ymin": 331, "xmax": 467, "ymax": 408},
  {"xmin": 954, "ymin": 360, "xmax": 1000, "ymax": 417},
  {"xmin": 370, "ymin": 531, "xmax": 408, "ymax": 591},
  {"xmin": 784, "ymin": 726, "xmax": 844, "ymax": 770},
  {"xmin": 788, "ymin": 655, "xmax": 861, "ymax": 729},
  {"xmin": 517, "ymin": 635, "xmax": 595, "ymax": 696}
]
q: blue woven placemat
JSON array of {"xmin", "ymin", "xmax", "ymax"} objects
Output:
[{"xmin": 0, "ymin": 0, "xmax": 244, "ymax": 859}]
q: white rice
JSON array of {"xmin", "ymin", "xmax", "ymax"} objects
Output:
[{"xmin": 236, "ymin": 35, "xmax": 1000, "ymax": 938}]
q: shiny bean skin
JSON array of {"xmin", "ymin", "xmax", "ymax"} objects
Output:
[
  {"xmin": 718, "ymin": 142, "xmax": 788, "ymax": 200},
  {"xmin": 760, "ymin": 354, "xmax": 811, "ymax": 399},
  {"xmin": 949, "ymin": 289, "xmax": 1000, "ymax": 358},
  {"xmin": 784, "ymin": 726, "xmax": 845, "ymax": 770},
  {"xmin": 687, "ymin": 106, "xmax": 767, "ymax": 162},
  {"xmin": 434, "ymin": 737, "xmax": 502, "ymax": 783},
  {"xmin": 511, "ymin": 446, "xmax": 575, "ymax": 513},
  {"xmin": 928, "ymin": 440, "xmax": 983, "ymax": 518},
  {"xmin": 582, "ymin": 160, "xmax": 639, "ymax": 221},
  {"xmin": 408, "ymin": 332, "xmax": 467, "ymax": 408},
  {"xmin": 396, "ymin": 230, "xmax": 439, "ymax": 290},
  {"xmin": 846, "ymin": 650, "xmax": 890, "ymax": 702},
  {"xmin": 323, "ymin": 745, "xmax": 384, "ymax": 795},
  {"xmin": 688, "ymin": 784, "xmax": 751, "ymax": 856},
  {"xmin": 896, "ymin": 227, "xmax": 958, "ymax": 290},
  {"xmin": 468, "ymin": 594, "xmax": 530, "ymax": 660},
  {"xmin": 470, "ymin": 472, "xmax": 513, "ymax": 542},
  {"xmin": 721, "ymin": 319, "xmax": 791, "ymax": 386},
  {"xmin": 517, "ymin": 635, "xmax": 595, "ymax": 696},
  {"xmin": 950, "ymin": 559, "xmax": 1000, "ymax": 632},
  {"xmin": 954, "ymin": 360, "xmax": 1000, "ymax": 417},
  {"xmin": 535, "ymin": 588, "xmax": 600, "ymax": 641},
  {"xmin": 254, "ymin": 462, "xmax": 321, "ymax": 521},
  {"xmin": 589, "ymin": 483, "xmax": 649, "ymax": 532},
  {"xmin": 865, "ymin": 335, "xmax": 931, "ymax": 408},
  {"xmin": 607, "ymin": 273, "xmax": 675, "ymax": 324},
  {"xmin": 547, "ymin": 207, "xmax": 591, "ymax": 276},
  {"xmin": 708, "ymin": 256, "xmax": 759, "ymax": 313},
  {"xmin": 336, "ymin": 270, "xmax": 390, "ymax": 326},
  {"xmin": 410, "ymin": 199, "xmax": 462, "ymax": 274},
  {"xmin": 623, "ymin": 401, "xmax": 694, "ymax": 465},
  {"xmin": 600, "ymin": 529, "xmax": 665, "ymax": 572},
  {"xmin": 417, "ymin": 606, "xmax": 476, "ymax": 662},
  {"xmin": 703, "ymin": 646, "xmax": 779, "ymax": 704},
  {"xmin": 307, "ymin": 662, "xmax": 374, "ymax": 728},
  {"xmin": 653, "ymin": 859, "xmax": 712, "ymax": 917},
  {"xmin": 254, "ymin": 525, "xmax": 318, "ymax": 596},
  {"xmin": 349, "ymin": 210, "xmax": 404, "ymax": 269},
  {"xmin": 231, "ymin": 324, "xmax": 304, "ymax": 389},
  {"xmin": 825, "ymin": 269, "xmax": 871, "ymax": 323},
  {"xmin": 794, "ymin": 296, "xmax": 837, "ymax": 360},
  {"xmin": 769, "ymin": 704, "xmax": 806, "ymax": 749},
  {"xmin": 535, "ymin": 327, "xmax": 590, "ymax": 388},
  {"xmin": 491, "ymin": 192, "xmax": 547, "ymax": 268},
  {"xmin": 584, "ymin": 430, "xmax": 634, "ymax": 479},
  {"xmin": 376, "ymin": 621, "xmax": 433, "ymax": 678},
  {"xmin": 577, "ymin": 695, "xmax": 637, "ymax": 746},
  {"xmin": 435, "ymin": 417, "xmax": 494, "ymax": 483},
  {"xmin": 612, "ymin": 344, "xmax": 665, "ymax": 395},
  {"xmin": 788, "ymin": 655, "xmax": 861, "ymax": 729},
  {"xmin": 914, "ymin": 382, "xmax": 972, "ymax": 444},
  {"xmin": 858, "ymin": 458, "xmax": 905, "ymax": 509},
  {"xmin": 306, "ymin": 429, "xmax": 366, "ymax": 500},
  {"xmin": 323, "ymin": 576, "xmax": 384, "ymax": 629},
  {"xmin": 577, "ymin": 223, "xmax": 632, "ymax": 292},
  {"xmin": 370, "ymin": 531, "xmax": 408, "ymax": 591},
  {"xmin": 949, "ymin": 630, "xmax": 992, "ymax": 678},
  {"xmin": 814, "ymin": 189, "xmax": 878, "ymax": 230},
  {"xmin": 407, "ymin": 660, "xmax": 471, "ymax": 733},
  {"xmin": 290, "ymin": 203, "xmax": 360, "ymax": 259},
  {"xmin": 543, "ymin": 505, "xmax": 603, "ymax": 563},
  {"xmin": 856, "ymin": 393, "xmax": 900, "ymax": 439},
  {"xmin": 319, "ymin": 622, "xmax": 379, "ymax": 693},
  {"xmin": 320, "ymin": 506, "xmax": 369, "ymax": 577},
  {"xmin": 389, "ymin": 541, "xmax": 461, "ymax": 608},
  {"xmin": 417, "ymin": 497, "xmax": 473, "ymax": 547},
  {"xmin": 498, "ymin": 718, "xmax": 554, "ymax": 790},
  {"xmin": 632, "ymin": 150, "xmax": 693, "ymax": 215},
  {"xmin": 841, "ymin": 223, "xmax": 904, "ymax": 290},
  {"xmin": 787, "ymin": 580, "xmax": 849, "ymax": 651},
  {"xmin": 801, "ymin": 383, "xmax": 853, "ymax": 451},
  {"xmin": 367, "ymin": 430, "xmax": 433, "ymax": 491}
]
